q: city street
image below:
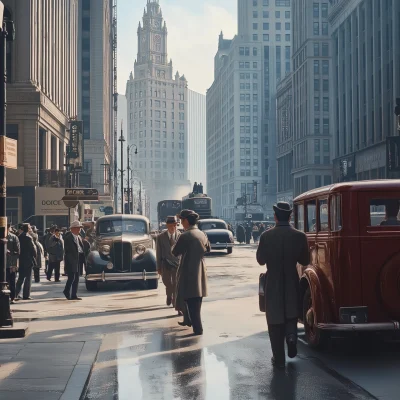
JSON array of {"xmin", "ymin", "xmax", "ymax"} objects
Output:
[{"xmin": 0, "ymin": 245, "xmax": 399, "ymax": 400}]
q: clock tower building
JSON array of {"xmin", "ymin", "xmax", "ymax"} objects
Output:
[{"xmin": 126, "ymin": 0, "xmax": 190, "ymax": 224}]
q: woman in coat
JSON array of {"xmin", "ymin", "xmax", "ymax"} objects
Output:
[{"xmin": 172, "ymin": 209, "xmax": 210, "ymax": 336}]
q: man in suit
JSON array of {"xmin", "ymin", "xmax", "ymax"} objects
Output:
[
  {"xmin": 63, "ymin": 220, "xmax": 85, "ymax": 300},
  {"xmin": 173, "ymin": 210, "xmax": 210, "ymax": 336},
  {"xmin": 256, "ymin": 202, "xmax": 310, "ymax": 368},
  {"xmin": 16, "ymin": 223, "xmax": 37, "ymax": 300},
  {"xmin": 156, "ymin": 216, "xmax": 181, "ymax": 307},
  {"xmin": 6, "ymin": 223, "xmax": 20, "ymax": 304}
]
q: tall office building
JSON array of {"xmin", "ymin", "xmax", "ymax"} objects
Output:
[
  {"xmin": 207, "ymin": 0, "xmax": 291, "ymax": 221},
  {"xmin": 5, "ymin": 0, "xmax": 79, "ymax": 227},
  {"xmin": 330, "ymin": 0, "xmax": 400, "ymax": 181},
  {"xmin": 188, "ymin": 89, "xmax": 207, "ymax": 191},
  {"xmin": 78, "ymin": 0, "xmax": 114, "ymax": 196},
  {"xmin": 291, "ymin": 0, "xmax": 333, "ymax": 197},
  {"xmin": 126, "ymin": 0, "xmax": 191, "ymax": 224}
]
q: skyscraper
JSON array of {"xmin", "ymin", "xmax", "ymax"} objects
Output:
[
  {"xmin": 207, "ymin": 0, "xmax": 291, "ymax": 221},
  {"xmin": 78, "ymin": 0, "xmax": 114, "ymax": 196},
  {"xmin": 126, "ymin": 0, "xmax": 191, "ymax": 224}
]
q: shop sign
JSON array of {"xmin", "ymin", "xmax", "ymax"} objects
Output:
[{"xmin": 35, "ymin": 187, "xmax": 68, "ymax": 216}]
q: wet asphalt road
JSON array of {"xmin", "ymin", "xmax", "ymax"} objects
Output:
[{"xmin": 82, "ymin": 245, "xmax": 400, "ymax": 400}]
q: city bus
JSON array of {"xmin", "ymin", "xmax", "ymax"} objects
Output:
[
  {"xmin": 157, "ymin": 200, "xmax": 182, "ymax": 226},
  {"xmin": 182, "ymin": 193, "xmax": 212, "ymax": 219}
]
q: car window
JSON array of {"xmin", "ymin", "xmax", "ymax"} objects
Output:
[
  {"xmin": 198, "ymin": 221, "xmax": 227, "ymax": 230},
  {"xmin": 330, "ymin": 195, "xmax": 342, "ymax": 231},
  {"xmin": 98, "ymin": 219, "xmax": 147, "ymax": 234},
  {"xmin": 319, "ymin": 200, "xmax": 329, "ymax": 232},
  {"xmin": 306, "ymin": 201, "xmax": 317, "ymax": 232},
  {"xmin": 370, "ymin": 199, "xmax": 400, "ymax": 227},
  {"xmin": 295, "ymin": 204, "xmax": 305, "ymax": 231}
]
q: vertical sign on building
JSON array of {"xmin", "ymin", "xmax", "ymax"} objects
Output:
[
  {"xmin": 68, "ymin": 121, "xmax": 83, "ymax": 171},
  {"xmin": 252, "ymin": 181, "xmax": 258, "ymax": 204}
]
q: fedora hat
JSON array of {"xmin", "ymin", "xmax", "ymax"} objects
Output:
[
  {"xmin": 166, "ymin": 215, "xmax": 178, "ymax": 224},
  {"xmin": 70, "ymin": 220, "xmax": 83, "ymax": 229},
  {"xmin": 273, "ymin": 201, "xmax": 293, "ymax": 214},
  {"xmin": 179, "ymin": 209, "xmax": 199, "ymax": 220}
]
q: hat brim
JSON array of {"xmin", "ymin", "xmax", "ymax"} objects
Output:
[{"xmin": 273, "ymin": 205, "xmax": 292, "ymax": 213}]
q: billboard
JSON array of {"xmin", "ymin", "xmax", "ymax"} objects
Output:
[
  {"xmin": 35, "ymin": 188, "xmax": 69, "ymax": 216},
  {"xmin": 68, "ymin": 121, "xmax": 83, "ymax": 171}
]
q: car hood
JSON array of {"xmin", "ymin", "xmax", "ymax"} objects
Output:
[{"xmin": 201, "ymin": 229, "xmax": 232, "ymax": 236}]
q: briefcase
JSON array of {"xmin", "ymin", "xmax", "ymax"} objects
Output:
[{"xmin": 259, "ymin": 273, "xmax": 266, "ymax": 312}]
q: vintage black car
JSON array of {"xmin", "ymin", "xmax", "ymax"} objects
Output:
[
  {"xmin": 197, "ymin": 219, "xmax": 234, "ymax": 254},
  {"xmin": 85, "ymin": 215, "xmax": 158, "ymax": 291}
]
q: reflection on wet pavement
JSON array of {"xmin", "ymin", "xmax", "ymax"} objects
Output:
[{"xmin": 85, "ymin": 324, "xmax": 374, "ymax": 400}]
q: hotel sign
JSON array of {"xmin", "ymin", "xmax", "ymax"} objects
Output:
[{"xmin": 67, "ymin": 121, "xmax": 83, "ymax": 171}]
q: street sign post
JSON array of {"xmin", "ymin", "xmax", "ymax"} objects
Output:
[{"xmin": 64, "ymin": 188, "xmax": 99, "ymax": 200}]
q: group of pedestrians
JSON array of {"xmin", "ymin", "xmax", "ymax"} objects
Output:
[
  {"xmin": 156, "ymin": 210, "xmax": 210, "ymax": 336},
  {"xmin": 6, "ymin": 220, "xmax": 89, "ymax": 303},
  {"xmin": 236, "ymin": 222, "xmax": 266, "ymax": 244}
]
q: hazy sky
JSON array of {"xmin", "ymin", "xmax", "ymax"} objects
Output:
[{"xmin": 117, "ymin": 0, "xmax": 237, "ymax": 95}]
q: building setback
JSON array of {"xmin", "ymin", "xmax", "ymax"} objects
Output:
[
  {"xmin": 207, "ymin": 0, "xmax": 291, "ymax": 221},
  {"xmin": 329, "ymin": 0, "xmax": 400, "ymax": 181},
  {"xmin": 5, "ymin": 0, "xmax": 78, "ymax": 228},
  {"xmin": 78, "ymin": 0, "xmax": 113, "ymax": 196},
  {"xmin": 126, "ymin": 0, "xmax": 190, "ymax": 224},
  {"xmin": 187, "ymin": 89, "xmax": 207, "ymax": 192}
]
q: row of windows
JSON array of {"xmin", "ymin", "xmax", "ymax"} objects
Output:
[
  {"xmin": 240, "ymin": 83, "xmax": 258, "ymax": 91},
  {"xmin": 240, "ymin": 170, "xmax": 259, "ymax": 177},
  {"xmin": 254, "ymin": 34, "xmax": 290, "ymax": 42},
  {"xmin": 240, "ymin": 105, "xmax": 259, "ymax": 112},
  {"xmin": 314, "ymin": 118, "xmax": 330, "ymax": 134},
  {"xmin": 239, "ymin": 61, "xmax": 258, "ymax": 69},
  {"xmin": 314, "ymin": 97, "xmax": 330, "ymax": 112},
  {"xmin": 253, "ymin": 4, "xmax": 291, "ymax": 17},
  {"xmin": 240, "ymin": 137, "xmax": 259, "ymax": 144},
  {"xmin": 313, "ymin": 3, "xmax": 329, "ymax": 19},
  {"xmin": 138, "ymin": 131, "xmax": 185, "ymax": 140},
  {"xmin": 131, "ymin": 120, "xmax": 185, "ymax": 131},
  {"xmin": 314, "ymin": 78, "xmax": 330, "ymax": 92},
  {"xmin": 253, "ymin": 22, "xmax": 290, "ymax": 31},
  {"xmin": 240, "ymin": 73, "xmax": 258, "ymax": 80},
  {"xmin": 314, "ymin": 42, "xmax": 329, "ymax": 57},
  {"xmin": 313, "ymin": 22, "xmax": 329, "ymax": 36},
  {"xmin": 313, "ymin": 60, "xmax": 330, "ymax": 75}
]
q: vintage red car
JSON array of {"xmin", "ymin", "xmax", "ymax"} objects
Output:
[{"xmin": 293, "ymin": 180, "xmax": 400, "ymax": 348}]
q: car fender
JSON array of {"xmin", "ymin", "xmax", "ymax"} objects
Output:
[
  {"xmin": 87, "ymin": 251, "xmax": 109, "ymax": 270},
  {"xmin": 300, "ymin": 268, "xmax": 332, "ymax": 324},
  {"xmin": 132, "ymin": 248, "xmax": 157, "ymax": 271}
]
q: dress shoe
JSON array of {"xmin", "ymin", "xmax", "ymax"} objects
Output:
[
  {"xmin": 10, "ymin": 299, "xmax": 16, "ymax": 304},
  {"xmin": 22, "ymin": 297, "xmax": 33, "ymax": 300},
  {"xmin": 70, "ymin": 297, "xmax": 83, "ymax": 301},
  {"xmin": 271, "ymin": 357, "xmax": 285, "ymax": 369},
  {"xmin": 47, "ymin": 278, "xmax": 51, "ymax": 281},
  {"xmin": 178, "ymin": 321, "xmax": 192, "ymax": 328},
  {"xmin": 287, "ymin": 336, "xmax": 298, "ymax": 359},
  {"xmin": 62, "ymin": 290, "xmax": 71, "ymax": 300},
  {"xmin": 55, "ymin": 280, "xmax": 61, "ymax": 283},
  {"xmin": 166, "ymin": 297, "xmax": 172, "ymax": 306}
]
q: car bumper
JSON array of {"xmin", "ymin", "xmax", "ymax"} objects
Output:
[
  {"xmin": 86, "ymin": 270, "xmax": 158, "ymax": 282},
  {"xmin": 317, "ymin": 321, "xmax": 400, "ymax": 331},
  {"xmin": 210, "ymin": 243, "xmax": 234, "ymax": 249}
]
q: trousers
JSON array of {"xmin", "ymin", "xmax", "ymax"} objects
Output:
[
  {"xmin": 16, "ymin": 267, "xmax": 33, "ymax": 299},
  {"xmin": 267, "ymin": 318, "xmax": 298, "ymax": 363},
  {"xmin": 47, "ymin": 261, "xmax": 61, "ymax": 281},
  {"xmin": 6, "ymin": 269, "xmax": 16, "ymax": 300},
  {"xmin": 186, "ymin": 297, "xmax": 203, "ymax": 334},
  {"xmin": 33, "ymin": 267, "xmax": 40, "ymax": 283},
  {"xmin": 64, "ymin": 272, "xmax": 79, "ymax": 299},
  {"xmin": 162, "ymin": 267, "xmax": 177, "ymax": 304}
]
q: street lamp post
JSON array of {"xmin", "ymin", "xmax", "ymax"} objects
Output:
[
  {"xmin": 0, "ymin": 6, "xmax": 14, "ymax": 329},
  {"xmin": 126, "ymin": 144, "xmax": 137, "ymax": 214},
  {"xmin": 118, "ymin": 123, "xmax": 125, "ymax": 214}
]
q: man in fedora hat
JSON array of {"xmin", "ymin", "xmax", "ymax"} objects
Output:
[
  {"xmin": 256, "ymin": 202, "xmax": 310, "ymax": 368},
  {"xmin": 156, "ymin": 215, "xmax": 181, "ymax": 307},
  {"xmin": 63, "ymin": 220, "xmax": 85, "ymax": 300}
]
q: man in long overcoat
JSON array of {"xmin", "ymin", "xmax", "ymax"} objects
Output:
[
  {"xmin": 63, "ymin": 221, "xmax": 85, "ymax": 300},
  {"xmin": 256, "ymin": 202, "xmax": 310, "ymax": 368},
  {"xmin": 156, "ymin": 216, "xmax": 181, "ymax": 307},
  {"xmin": 16, "ymin": 223, "xmax": 37, "ymax": 300},
  {"xmin": 172, "ymin": 209, "xmax": 210, "ymax": 336},
  {"xmin": 6, "ymin": 223, "xmax": 20, "ymax": 303}
]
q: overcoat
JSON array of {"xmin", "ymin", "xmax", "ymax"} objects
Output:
[
  {"xmin": 256, "ymin": 222, "xmax": 310, "ymax": 325},
  {"xmin": 7, "ymin": 232, "xmax": 20, "ymax": 268},
  {"xmin": 47, "ymin": 235, "xmax": 65, "ymax": 262},
  {"xmin": 236, "ymin": 225, "xmax": 245, "ymax": 243},
  {"xmin": 172, "ymin": 226, "xmax": 210, "ymax": 303},
  {"xmin": 18, "ymin": 232, "xmax": 37, "ymax": 271},
  {"xmin": 63, "ymin": 231, "xmax": 83, "ymax": 274}
]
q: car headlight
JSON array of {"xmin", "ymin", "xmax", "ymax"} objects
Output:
[
  {"xmin": 136, "ymin": 244, "xmax": 146, "ymax": 255},
  {"xmin": 101, "ymin": 245, "xmax": 110, "ymax": 256},
  {"xmin": 106, "ymin": 262, "xmax": 113, "ymax": 270}
]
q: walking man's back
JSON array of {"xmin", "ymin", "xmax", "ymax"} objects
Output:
[{"xmin": 256, "ymin": 202, "xmax": 310, "ymax": 368}]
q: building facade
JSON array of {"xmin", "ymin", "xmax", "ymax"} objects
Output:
[
  {"xmin": 78, "ymin": 0, "xmax": 113, "ymax": 196},
  {"xmin": 126, "ymin": 0, "xmax": 190, "ymax": 224},
  {"xmin": 276, "ymin": 73, "xmax": 293, "ymax": 204},
  {"xmin": 188, "ymin": 89, "xmax": 207, "ymax": 192},
  {"xmin": 5, "ymin": 0, "xmax": 79, "ymax": 228},
  {"xmin": 207, "ymin": 0, "xmax": 291, "ymax": 221},
  {"xmin": 329, "ymin": 0, "xmax": 400, "ymax": 182},
  {"xmin": 292, "ymin": 0, "xmax": 333, "ymax": 197}
]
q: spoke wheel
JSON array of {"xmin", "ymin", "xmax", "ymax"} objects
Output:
[{"xmin": 303, "ymin": 287, "xmax": 326, "ymax": 349}]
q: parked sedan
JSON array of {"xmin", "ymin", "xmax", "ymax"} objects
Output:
[
  {"xmin": 197, "ymin": 219, "xmax": 234, "ymax": 254},
  {"xmin": 85, "ymin": 215, "xmax": 158, "ymax": 291}
]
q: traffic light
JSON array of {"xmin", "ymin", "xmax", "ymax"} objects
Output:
[{"xmin": 395, "ymin": 98, "xmax": 400, "ymax": 116}]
